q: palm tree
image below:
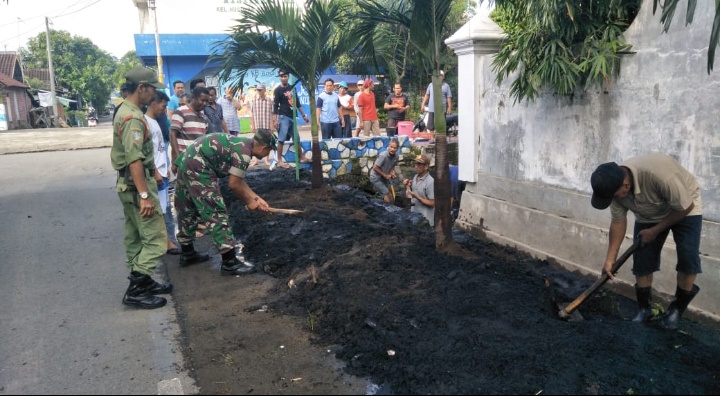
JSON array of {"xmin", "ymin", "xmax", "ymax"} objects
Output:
[
  {"xmin": 356, "ymin": 0, "xmax": 458, "ymax": 252},
  {"xmin": 213, "ymin": 0, "xmax": 356, "ymax": 188}
]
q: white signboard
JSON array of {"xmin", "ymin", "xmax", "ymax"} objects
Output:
[
  {"xmin": 140, "ymin": 0, "xmax": 304, "ymax": 34},
  {"xmin": 0, "ymin": 104, "xmax": 8, "ymax": 131}
]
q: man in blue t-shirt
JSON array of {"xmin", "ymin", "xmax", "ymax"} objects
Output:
[
  {"xmin": 316, "ymin": 78, "xmax": 343, "ymax": 139},
  {"xmin": 420, "ymin": 70, "xmax": 452, "ymax": 134},
  {"xmin": 166, "ymin": 80, "xmax": 185, "ymax": 120}
]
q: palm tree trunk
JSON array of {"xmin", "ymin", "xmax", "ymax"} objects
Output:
[
  {"xmin": 430, "ymin": 74, "xmax": 453, "ymax": 251},
  {"xmin": 434, "ymin": 134, "xmax": 453, "ymax": 250},
  {"xmin": 307, "ymin": 90, "xmax": 323, "ymax": 188}
]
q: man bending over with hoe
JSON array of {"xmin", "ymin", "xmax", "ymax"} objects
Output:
[{"xmin": 590, "ymin": 153, "xmax": 703, "ymax": 330}]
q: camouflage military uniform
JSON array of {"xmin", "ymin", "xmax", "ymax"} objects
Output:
[
  {"xmin": 174, "ymin": 133, "xmax": 252, "ymax": 253},
  {"xmin": 110, "ymin": 100, "xmax": 168, "ymax": 276}
]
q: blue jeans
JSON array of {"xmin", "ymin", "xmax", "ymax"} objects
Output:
[
  {"xmin": 277, "ymin": 115, "xmax": 295, "ymax": 142},
  {"xmin": 161, "ymin": 177, "xmax": 178, "ymax": 246},
  {"xmin": 341, "ymin": 115, "xmax": 352, "ymax": 138},
  {"xmin": 321, "ymin": 121, "xmax": 342, "ymax": 140}
]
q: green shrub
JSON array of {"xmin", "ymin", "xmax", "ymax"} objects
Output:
[{"xmin": 67, "ymin": 110, "xmax": 87, "ymax": 127}]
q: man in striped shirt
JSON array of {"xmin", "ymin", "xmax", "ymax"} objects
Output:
[
  {"xmin": 170, "ymin": 87, "xmax": 210, "ymax": 173},
  {"xmin": 218, "ymin": 86, "xmax": 243, "ymax": 135},
  {"xmin": 249, "ymin": 84, "xmax": 276, "ymax": 167}
]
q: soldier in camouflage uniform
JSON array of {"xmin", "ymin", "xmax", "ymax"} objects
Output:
[
  {"xmin": 111, "ymin": 67, "xmax": 172, "ymax": 309},
  {"xmin": 174, "ymin": 129, "xmax": 275, "ymax": 275}
]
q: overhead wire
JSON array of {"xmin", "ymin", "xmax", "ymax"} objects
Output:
[
  {"xmin": 0, "ymin": 0, "xmax": 104, "ymax": 44},
  {"xmin": 0, "ymin": 0, "xmax": 87, "ymax": 28}
]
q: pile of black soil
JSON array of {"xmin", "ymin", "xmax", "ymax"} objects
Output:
[{"xmin": 219, "ymin": 168, "xmax": 720, "ymax": 395}]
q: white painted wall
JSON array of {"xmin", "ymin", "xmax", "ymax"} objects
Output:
[{"xmin": 448, "ymin": 2, "xmax": 720, "ymax": 318}]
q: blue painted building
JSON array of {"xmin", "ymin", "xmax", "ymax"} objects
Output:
[{"xmin": 134, "ymin": 32, "xmax": 378, "ymax": 129}]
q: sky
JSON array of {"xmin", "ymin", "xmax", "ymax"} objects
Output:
[{"xmin": 0, "ymin": 0, "xmax": 138, "ymax": 58}]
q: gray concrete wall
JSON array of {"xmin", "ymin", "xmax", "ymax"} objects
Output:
[{"xmin": 448, "ymin": 1, "xmax": 720, "ymax": 318}]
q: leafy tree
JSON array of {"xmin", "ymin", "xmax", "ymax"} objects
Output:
[
  {"xmin": 113, "ymin": 51, "xmax": 143, "ymax": 91},
  {"xmin": 356, "ymin": 0, "xmax": 462, "ymax": 253},
  {"xmin": 213, "ymin": 0, "xmax": 357, "ymax": 188},
  {"xmin": 490, "ymin": 0, "xmax": 640, "ymax": 103},
  {"xmin": 349, "ymin": 0, "xmax": 471, "ymax": 95},
  {"xmin": 24, "ymin": 77, "xmax": 44, "ymax": 90},
  {"xmin": 20, "ymin": 30, "xmax": 116, "ymax": 109}
]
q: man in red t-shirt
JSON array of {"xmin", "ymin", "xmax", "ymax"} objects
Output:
[{"xmin": 356, "ymin": 78, "xmax": 379, "ymax": 136}]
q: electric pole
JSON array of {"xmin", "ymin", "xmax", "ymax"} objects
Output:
[
  {"xmin": 148, "ymin": 0, "xmax": 164, "ymax": 85},
  {"xmin": 45, "ymin": 17, "xmax": 59, "ymax": 126}
]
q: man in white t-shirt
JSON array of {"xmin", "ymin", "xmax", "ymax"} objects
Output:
[
  {"xmin": 145, "ymin": 90, "xmax": 181, "ymax": 255},
  {"xmin": 353, "ymin": 79, "xmax": 364, "ymax": 137},
  {"xmin": 337, "ymin": 81, "xmax": 354, "ymax": 138}
]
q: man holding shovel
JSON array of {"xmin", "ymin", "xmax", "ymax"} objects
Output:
[
  {"xmin": 403, "ymin": 154, "xmax": 435, "ymax": 226},
  {"xmin": 590, "ymin": 153, "xmax": 703, "ymax": 330},
  {"xmin": 174, "ymin": 129, "xmax": 276, "ymax": 276},
  {"xmin": 370, "ymin": 139, "xmax": 401, "ymax": 204}
]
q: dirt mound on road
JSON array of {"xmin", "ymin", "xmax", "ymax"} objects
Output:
[{"xmin": 167, "ymin": 168, "xmax": 720, "ymax": 395}]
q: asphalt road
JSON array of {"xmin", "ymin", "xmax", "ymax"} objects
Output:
[{"xmin": 0, "ymin": 124, "xmax": 197, "ymax": 394}]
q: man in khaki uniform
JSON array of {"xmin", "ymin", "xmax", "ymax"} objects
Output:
[
  {"xmin": 111, "ymin": 67, "xmax": 172, "ymax": 309},
  {"xmin": 590, "ymin": 153, "xmax": 703, "ymax": 330}
]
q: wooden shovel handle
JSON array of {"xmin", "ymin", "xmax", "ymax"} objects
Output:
[
  {"xmin": 561, "ymin": 239, "xmax": 642, "ymax": 315},
  {"xmin": 243, "ymin": 205, "xmax": 304, "ymax": 215},
  {"xmin": 267, "ymin": 207, "xmax": 304, "ymax": 215}
]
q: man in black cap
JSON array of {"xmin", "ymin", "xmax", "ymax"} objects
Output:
[
  {"xmin": 174, "ymin": 129, "xmax": 276, "ymax": 276},
  {"xmin": 590, "ymin": 153, "xmax": 703, "ymax": 330},
  {"xmin": 272, "ymin": 69, "xmax": 310, "ymax": 167},
  {"xmin": 111, "ymin": 67, "xmax": 172, "ymax": 309}
]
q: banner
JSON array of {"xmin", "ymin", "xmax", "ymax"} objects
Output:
[{"xmin": 38, "ymin": 91, "xmax": 53, "ymax": 107}]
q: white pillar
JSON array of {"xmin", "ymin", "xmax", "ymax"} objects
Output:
[{"xmin": 446, "ymin": 10, "xmax": 504, "ymax": 183}]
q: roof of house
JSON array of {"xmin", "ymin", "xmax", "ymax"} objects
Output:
[
  {"xmin": 0, "ymin": 71, "xmax": 29, "ymax": 89},
  {"xmin": 0, "ymin": 51, "xmax": 24, "ymax": 82},
  {"xmin": 24, "ymin": 68, "xmax": 52, "ymax": 90}
]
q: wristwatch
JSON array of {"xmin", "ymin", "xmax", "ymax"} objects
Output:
[{"xmin": 139, "ymin": 191, "xmax": 149, "ymax": 200}]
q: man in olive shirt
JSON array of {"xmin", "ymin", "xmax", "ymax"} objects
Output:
[
  {"xmin": 403, "ymin": 154, "xmax": 435, "ymax": 226},
  {"xmin": 590, "ymin": 153, "xmax": 703, "ymax": 330},
  {"xmin": 111, "ymin": 67, "xmax": 172, "ymax": 310}
]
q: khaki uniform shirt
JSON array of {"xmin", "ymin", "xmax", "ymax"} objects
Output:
[
  {"xmin": 411, "ymin": 172, "xmax": 435, "ymax": 226},
  {"xmin": 110, "ymin": 100, "xmax": 154, "ymax": 192},
  {"xmin": 610, "ymin": 153, "xmax": 702, "ymax": 223}
]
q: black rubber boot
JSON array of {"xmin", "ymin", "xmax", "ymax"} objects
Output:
[
  {"xmin": 122, "ymin": 273, "xmax": 167, "ymax": 309},
  {"xmin": 656, "ymin": 284, "xmax": 700, "ymax": 330},
  {"xmin": 631, "ymin": 285, "xmax": 653, "ymax": 323},
  {"xmin": 179, "ymin": 242, "xmax": 210, "ymax": 267},
  {"xmin": 134, "ymin": 271, "xmax": 173, "ymax": 295},
  {"xmin": 220, "ymin": 250, "xmax": 255, "ymax": 276}
]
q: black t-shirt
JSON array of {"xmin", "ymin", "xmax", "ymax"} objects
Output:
[
  {"xmin": 385, "ymin": 93, "xmax": 409, "ymax": 120},
  {"xmin": 273, "ymin": 84, "xmax": 301, "ymax": 117}
]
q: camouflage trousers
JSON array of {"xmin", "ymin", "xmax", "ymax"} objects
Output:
[{"xmin": 174, "ymin": 172, "xmax": 235, "ymax": 253}]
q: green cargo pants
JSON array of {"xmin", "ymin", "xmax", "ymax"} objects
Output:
[{"xmin": 117, "ymin": 178, "xmax": 167, "ymax": 276}]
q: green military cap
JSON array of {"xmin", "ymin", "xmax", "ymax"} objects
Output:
[
  {"xmin": 254, "ymin": 128, "xmax": 278, "ymax": 151},
  {"xmin": 125, "ymin": 67, "xmax": 165, "ymax": 89}
]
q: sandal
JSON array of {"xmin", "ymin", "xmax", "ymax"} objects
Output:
[{"xmin": 166, "ymin": 247, "xmax": 182, "ymax": 255}]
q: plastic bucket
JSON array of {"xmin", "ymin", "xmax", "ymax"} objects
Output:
[{"xmin": 397, "ymin": 121, "xmax": 414, "ymax": 137}]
